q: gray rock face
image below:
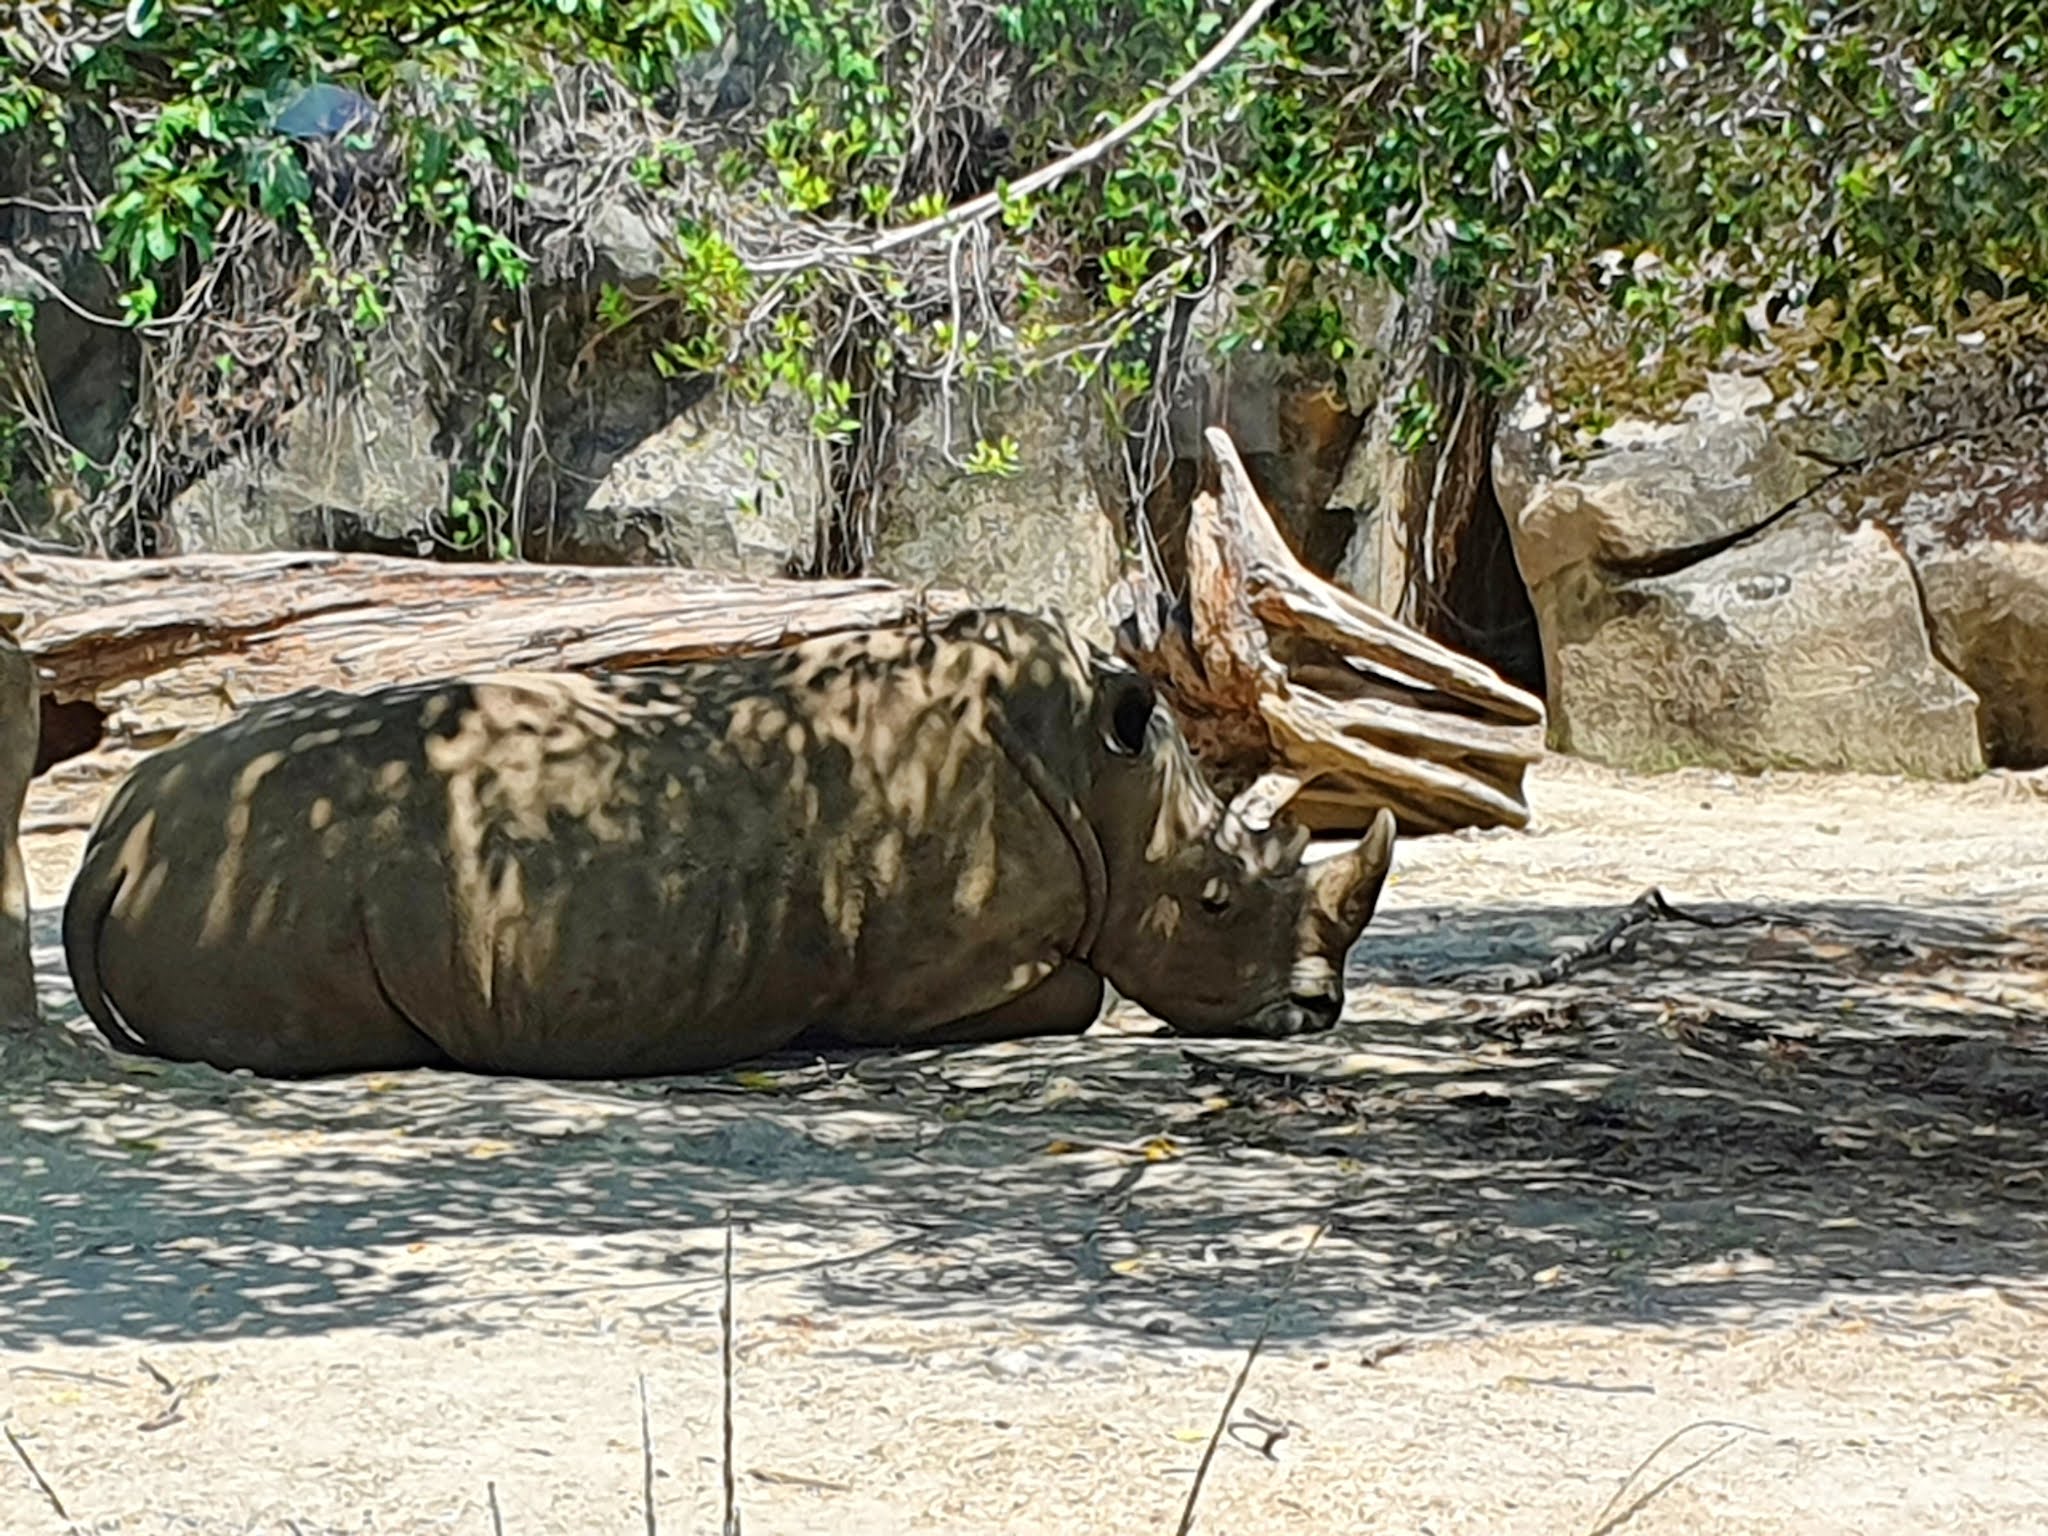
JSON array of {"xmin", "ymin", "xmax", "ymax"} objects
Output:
[
  {"xmin": 1823, "ymin": 419, "xmax": 2048, "ymax": 769},
  {"xmin": 1540, "ymin": 508, "xmax": 1983, "ymax": 778},
  {"xmin": 160, "ymin": 259, "xmax": 450, "ymax": 554},
  {"xmin": 1497, "ymin": 352, "xmax": 2048, "ymax": 777},
  {"xmin": 1495, "ymin": 375, "xmax": 1829, "ymax": 589},
  {"xmin": 872, "ymin": 377, "xmax": 1125, "ymax": 645},
  {"xmin": 160, "ymin": 387, "xmax": 448, "ymax": 554},
  {"xmin": 570, "ymin": 389, "xmax": 821, "ymax": 575}
]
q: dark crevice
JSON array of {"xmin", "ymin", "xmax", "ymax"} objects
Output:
[
  {"xmin": 34, "ymin": 695, "xmax": 105, "ymax": 775},
  {"xmin": 1598, "ymin": 464, "xmax": 1851, "ymax": 582},
  {"xmin": 1891, "ymin": 536, "xmax": 1966, "ymax": 691},
  {"xmin": 1424, "ymin": 459, "xmax": 1546, "ymax": 698},
  {"xmin": 1887, "ymin": 528, "xmax": 2023, "ymax": 770}
]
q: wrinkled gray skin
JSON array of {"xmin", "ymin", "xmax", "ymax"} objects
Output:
[
  {"xmin": 1, "ymin": 622, "xmax": 35, "ymax": 1027},
  {"xmin": 64, "ymin": 607, "xmax": 1396, "ymax": 1079}
]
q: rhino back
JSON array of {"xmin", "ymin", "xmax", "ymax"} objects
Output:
[{"xmin": 77, "ymin": 618, "xmax": 1098, "ymax": 1076}]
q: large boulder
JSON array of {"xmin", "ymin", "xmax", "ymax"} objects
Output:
[
  {"xmin": 1494, "ymin": 373, "xmax": 1829, "ymax": 589},
  {"xmin": 871, "ymin": 376, "xmax": 1125, "ymax": 645},
  {"xmin": 160, "ymin": 379, "xmax": 448, "ymax": 554},
  {"xmin": 1538, "ymin": 507, "xmax": 1983, "ymax": 777},
  {"xmin": 160, "ymin": 257, "xmax": 451, "ymax": 554},
  {"xmin": 1823, "ymin": 420, "xmax": 2048, "ymax": 768},
  {"xmin": 1, "ymin": 618, "xmax": 36, "ymax": 1027},
  {"xmin": 1493, "ymin": 357, "xmax": 2048, "ymax": 776},
  {"xmin": 564, "ymin": 388, "xmax": 821, "ymax": 575}
]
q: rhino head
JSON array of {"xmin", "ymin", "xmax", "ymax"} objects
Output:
[{"xmin": 1072, "ymin": 655, "xmax": 1396, "ymax": 1039}]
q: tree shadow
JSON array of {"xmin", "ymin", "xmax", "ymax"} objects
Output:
[{"xmin": 3, "ymin": 891, "xmax": 2043, "ymax": 1353}]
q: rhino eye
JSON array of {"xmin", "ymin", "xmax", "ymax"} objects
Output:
[
  {"xmin": 1103, "ymin": 674, "xmax": 1155, "ymax": 756},
  {"xmin": 1199, "ymin": 877, "xmax": 1231, "ymax": 914}
]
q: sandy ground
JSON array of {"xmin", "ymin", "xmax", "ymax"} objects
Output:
[{"xmin": 3, "ymin": 755, "xmax": 2047, "ymax": 1534}]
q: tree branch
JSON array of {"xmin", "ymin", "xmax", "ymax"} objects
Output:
[{"xmin": 749, "ymin": 0, "xmax": 1278, "ymax": 276}]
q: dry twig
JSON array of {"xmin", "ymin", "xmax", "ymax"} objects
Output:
[
  {"xmin": 1583, "ymin": 1419, "xmax": 1764, "ymax": 1536},
  {"xmin": 637, "ymin": 1372, "xmax": 659, "ymax": 1536},
  {"xmin": 720, "ymin": 1216, "xmax": 742, "ymax": 1536},
  {"xmin": 1478, "ymin": 888, "xmax": 1780, "ymax": 992},
  {"xmin": 1172, "ymin": 1221, "xmax": 1328, "ymax": 1536},
  {"xmin": 3, "ymin": 1421, "xmax": 73, "ymax": 1527}
]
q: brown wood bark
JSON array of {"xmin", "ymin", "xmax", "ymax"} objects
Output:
[
  {"xmin": 0, "ymin": 548, "xmax": 972, "ymax": 763},
  {"xmin": 1115, "ymin": 426, "xmax": 1546, "ymax": 836}
]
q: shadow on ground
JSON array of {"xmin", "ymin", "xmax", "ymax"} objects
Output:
[{"xmin": 3, "ymin": 894, "xmax": 2044, "ymax": 1353}]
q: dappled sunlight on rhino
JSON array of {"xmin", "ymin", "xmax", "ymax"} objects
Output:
[{"xmin": 63, "ymin": 608, "xmax": 1396, "ymax": 1078}]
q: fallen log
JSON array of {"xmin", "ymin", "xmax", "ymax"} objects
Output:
[
  {"xmin": 1115, "ymin": 426, "xmax": 1546, "ymax": 836},
  {"xmin": 0, "ymin": 548, "xmax": 973, "ymax": 761}
]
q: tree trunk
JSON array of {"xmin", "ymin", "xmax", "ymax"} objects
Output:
[
  {"xmin": 0, "ymin": 616, "xmax": 37, "ymax": 1027},
  {"xmin": 1115, "ymin": 427, "xmax": 1546, "ymax": 836}
]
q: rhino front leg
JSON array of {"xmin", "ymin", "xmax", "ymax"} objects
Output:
[{"xmin": 919, "ymin": 961, "xmax": 1106, "ymax": 1046}]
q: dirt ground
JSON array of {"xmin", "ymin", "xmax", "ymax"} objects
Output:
[{"xmin": 4, "ymin": 754, "xmax": 2047, "ymax": 1535}]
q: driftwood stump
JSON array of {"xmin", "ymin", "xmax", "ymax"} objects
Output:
[{"xmin": 1115, "ymin": 427, "xmax": 1546, "ymax": 836}]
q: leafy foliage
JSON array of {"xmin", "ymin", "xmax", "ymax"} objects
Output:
[
  {"xmin": 3, "ymin": 0, "xmax": 2047, "ymax": 551},
  {"xmin": 1233, "ymin": 1, "xmax": 2048, "ymax": 410}
]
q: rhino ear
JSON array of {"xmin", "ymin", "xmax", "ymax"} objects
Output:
[
  {"xmin": 1308, "ymin": 808, "xmax": 1398, "ymax": 945},
  {"xmin": 1096, "ymin": 668, "xmax": 1156, "ymax": 756}
]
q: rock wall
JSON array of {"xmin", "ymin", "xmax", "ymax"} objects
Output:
[
  {"xmin": 563, "ymin": 387, "xmax": 822, "ymax": 576},
  {"xmin": 18, "ymin": 131, "xmax": 2045, "ymax": 787},
  {"xmin": 1497, "ymin": 324, "xmax": 2048, "ymax": 776},
  {"xmin": 870, "ymin": 375, "xmax": 1127, "ymax": 646}
]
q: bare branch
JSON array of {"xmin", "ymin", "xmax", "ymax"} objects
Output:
[{"xmin": 750, "ymin": 0, "xmax": 1278, "ymax": 275}]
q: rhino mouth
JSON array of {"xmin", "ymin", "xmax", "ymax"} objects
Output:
[{"xmin": 1166, "ymin": 992, "xmax": 1342, "ymax": 1041}]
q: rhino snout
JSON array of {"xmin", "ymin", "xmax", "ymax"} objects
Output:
[{"xmin": 1172, "ymin": 993, "xmax": 1341, "ymax": 1042}]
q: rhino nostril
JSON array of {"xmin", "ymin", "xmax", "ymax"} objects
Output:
[{"xmin": 1291, "ymin": 993, "xmax": 1341, "ymax": 1028}]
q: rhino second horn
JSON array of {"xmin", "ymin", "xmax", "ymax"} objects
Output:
[{"xmin": 1310, "ymin": 807, "xmax": 1398, "ymax": 941}]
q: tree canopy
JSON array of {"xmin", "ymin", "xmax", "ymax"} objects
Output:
[{"xmin": 4, "ymin": 0, "xmax": 2045, "ymax": 547}]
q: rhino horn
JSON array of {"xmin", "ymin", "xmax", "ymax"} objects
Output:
[
  {"xmin": 1221, "ymin": 770, "xmax": 1305, "ymax": 836},
  {"xmin": 1307, "ymin": 807, "xmax": 1398, "ymax": 945}
]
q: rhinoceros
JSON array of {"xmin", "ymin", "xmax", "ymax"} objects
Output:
[{"xmin": 62, "ymin": 606, "xmax": 1395, "ymax": 1078}]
